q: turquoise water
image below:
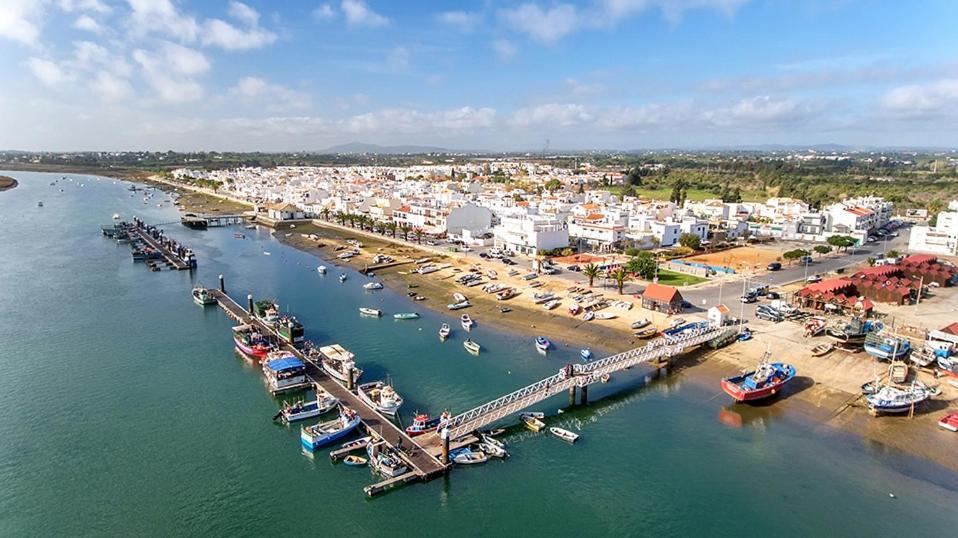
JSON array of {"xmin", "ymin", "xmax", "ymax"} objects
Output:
[{"xmin": 1, "ymin": 171, "xmax": 957, "ymax": 536}]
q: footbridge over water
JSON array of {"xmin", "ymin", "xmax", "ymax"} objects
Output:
[{"xmin": 420, "ymin": 325, "xmax": 735, "ymax": 446}]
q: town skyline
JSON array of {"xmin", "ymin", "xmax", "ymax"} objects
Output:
[{"xmin": 1, "ymin": 1, "xmax": 957, "ymax": 151}]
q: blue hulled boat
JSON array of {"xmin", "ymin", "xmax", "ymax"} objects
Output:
[
  {"xmin": 300, "ymin": 408, "xmax": 361, "ymax": 450},
  {"xmin": 721, "ymin": 353, "xmax": 796, "ymax": 402},
  {"xmin": 863, "ymin": 334, "xmax": 911, "ymax": 361}
]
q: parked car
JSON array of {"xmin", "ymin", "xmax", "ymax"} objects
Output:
[
  {"xmin": 479, "ymin": 252, "xmax": 489, "ymax": 258},
  {"xmin": 800, "ymin": 255, "xmax": 813, "ymax": 264},
  {"xmin": 567, "ymin": 265, "xmax": 581, "ymax": 272},
  {"xmin": 767, "ymin": 262, "xmax": 782, "ymax": 271},
  {"xmin": 756, "ymin": 309, "xmax": 783, "ymax": 322},
  {"xmin": 806, "ymin": 275, "xmax": 822, "ymax": 283},
  {"xmin": 740, "ymin": 294, "xmax": 757, "ymax": 303},
  {"xmin": 766, "ymin": 291, "xmax": 780, "ymax": 300}
]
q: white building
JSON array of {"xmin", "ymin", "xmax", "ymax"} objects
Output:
[
  {"xmin": 494, "ymin": 214, "xmax": 569, "ymax": 255},
  {"xmin": 909, "ymin": 200, "xmax": 958, "ymax": 256}
]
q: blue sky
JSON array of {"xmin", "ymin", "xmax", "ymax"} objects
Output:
[{"xmin": 1, "ymin": 0, "xmax": 957, "ymax": 151}]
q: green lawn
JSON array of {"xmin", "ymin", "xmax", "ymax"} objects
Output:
[
  {"xmin": 651, "ymin": 269, "xmax": 707, "ymax": 287},
  {"xmin": 608, "ymin": 186, "xmax": 766, "ymax": 203}
]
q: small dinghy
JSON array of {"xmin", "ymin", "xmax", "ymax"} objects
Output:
[
  {"xmin": 630, "ymin": 319, "xmax": 650, "ymax": 330},
  {"xmin": 535, "ymin": 336, "xmax": 551, "ymax": 353},
  {"xmin": 394, "ymin": 312, "xmax": 420, "ymax": 320},
  {"xmin": 549, "ymin": 427, "xmax": 579, "ymax": 443},
  {"xmin": 938, "ymin": 412, "xmax": 958, "ymax": 432},
  {"xmin": 461, "ymin": 314, "xmax": 474, "ymax": 331},
  {"xmin": 339, "ymin": 273, "xmax": 347, "ymax": 282},
  {"xmin": 582, "ymin": 311, "xmax": 595, "ymax": 322},
  {"xmin": 634, "ymin": 326, "xmax": 658, "ymax": 339},
  {"xmin": 452, "ymin": 448, "xmax": 489, "ymax": 465},
  {"xmin": 338, "ymin": 436, "xmax": 372, "ymax": 453},
  {"xmin": 343, "ymin": 455, "xmax": 367, "ymax": 466},
  {"xmin": 810, "ymin": 343, "xmax": 833, "ymax": 357},
  {"xmin": 438, "ymin": 323, "xmax": 451, "ymax": 340},
  {"xmin": 520, "ymin": 413, "xmax": 546, "ymax": 432},
  {"xmin": 359, "ymin": 307, "xmax": 382, "ymax": 317},
  {"xmin": 453, "ymin": 292, "xmax": 467, "ymax": 303},
  {"xmin": 317, "ymin": 266, "xmax": 327, "ymax": 274},
  {"xmin": 477, "ymin": 442, "xmax": 508, "ymax": 458},
  {"xmin": 363, "ymin": 282, "xmax": 384, "ymax": 291},
  {"xmin": 580, "ymin": 348, "xmax": 593, "ymax": 361},
  {"xmin": 464, "ymin": 339, "xmax": 481, "ymax": 355}
]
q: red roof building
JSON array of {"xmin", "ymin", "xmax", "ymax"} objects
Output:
[{"xmin": 641, "ymin": 283, "xmax": 684, "ymax": 314}]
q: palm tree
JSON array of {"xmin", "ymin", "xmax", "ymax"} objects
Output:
[
  {"xmin": 320, "ymin": 208, "xmax": 330, "ymax": 221},
  {"xmin": 346, "ymin": 214, "xmax": 356, "ymax": 228},
  {"xmin": 399, "ymin": 224, "xmax": 412, "ymax": 241},
  {"xmin": 611, "ymin": 267, "xmax": 630, "ymax": 295},
  {"xmin": 582, "ymin": 263, "xmax": 600, "ymax": 288},
  {"xmin": 386, "ymin": 222, "xmax": 398, "ymax": 238},
  {"xmin": 413, "ymin": 228, "xmax": 424, "ymax": 244},
  {"xmin": 335, "ymin": 211, "xmax": 346, "ymax": 225}
]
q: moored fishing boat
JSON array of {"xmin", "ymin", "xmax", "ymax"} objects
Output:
[
  {"xmin": 520, "ymin": 413, "xmax": 546, "ymax": 432},
  {"xmin": 253, "ymin": 300, "xmax": 280, "ymax": 325},
  {"xmin": 864, "ymin": 334, "xmax": 911, "ymax": 361},
  {"xmin": 300, "ymin": 408, "xmax": 361, "ymax": 450},
  {"xmin": 865, "ymin": 382, "xmax": 931, "ymax": 415},
  {"xmin": 827, "ymin": 318, "xmax": 882, "ymax": 346},
  {"xmin": 463, "ymin": 339, "xmax": 481, "ymax": 355},
  {"xmin": 232, "ymin": 324, "xmax": 274, "ymax": 359},
  {"xmin": 549, "ymin": 427, "xmax": 579, "ymax": 443},
  {"xmin": 580, "ymin": 348, "xmax": 592, "ymax": 361},
  {"xmin": 438, "ymin": 323, "xmax": 451, "ymax": 340},
  {"xmin": 273, "ymin": 386, "xmax": 338, "ymax": 423},
  {"xmin": 367, "ymin": 441, "xmax": 409, "ymax": 477},
  {"xmin": 405, "ymin": 412, "xmax": 445, "ymax": 437},
  {"xmin": 316, "ymin": 265, "xmax": 327, "ymax": 274},
  {"xmin": 721, "ymin": 353, "xmax": 796, "ymax": 402},
  {"xmin": 393, "ymin": 312, "xmax": 420, "ymax": 320},
  {"xmin": 447, "ymin": 300, "xmax": 471, "ymax": 310},
  {"xmin": 535, "ymin": 336, "xmax": 551, "ymax": 353},
  {"xmin": 262, "ymin": 353, "xmax": 310, "ymax": 394},
  {"xmin": 318, "ymin": 344, "xmax": 363, "ymax": 385},
  {"xmin": 357, "ymin": 381, "xmax": 404, "ymax": 416},
  {"xmin": 363, "ymin": 281, "xmax": 384, "ymax": 291},
  {"xmin": 461, "ymin": 314, "xmax": 474, "ymax": 331},
  {"xmin": 359, "ymin": 307, "xmax": 382, "ymax": 317},
  {"xmin": 276, "ymin": 316, "xmax": 304, "ymax": 346},
  {"xmin": 191, "ymin": 286, "xmax": 216, "ymax": 306}
]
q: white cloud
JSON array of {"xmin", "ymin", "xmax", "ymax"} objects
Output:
[
  {"xmin": 133, "ymin": 43, "xmax": 208, "ymax": 102},
  {"xmin": 565, "ymin": 77, "xmax": 604, "ymax": 97},
  {"xmin": 511, "ymin": 103, "xmax": 593, "ymax": 127},
  {"xmin": 202, "ymin": 18, "xmax": 277, "ymax": 50},
  {"xmin": 341, "ymin": 0, "xmax": 388, "ymax": 27},
  {"xmin": 437, "ymin": 11, "xmax": 481, "ymax": 31},
  {"xmin": 72, "ymin": 41, "xmax": 133, "ymax": 77},
  {"xmin": 73, "ymin": 14, "xmax": 103, "ymax": 34},
  {"xmin": 230, "ymin": 76, "xmax": 311, "ymax": 110},
  {"xmin": 127, "ymin": 0, "xmax": 200, "ymax": 42},
  {"xmin": 91, "ymin": 70, "xmax": 133, "ymax": 102},
  {"xmin": 27, "ymin": 58, "xmax": 71, "ymax": 86},
  {"xmin": 498, "ymin": 3, "xmax": 579, "ymax": 44},
  {"xmin": 59, "ymin": 0, "xmax": 112, "ymax": 14},
  {"xmin": 600, "ymin": 0, "xmax": 748, "ymax": 24},
  {"xmin": 704, "ymin": 96, "xmax": 817, "ymax": 127},
  {"xmin": 880, "ymin": 79, "xmax": 958, "ymax": 119},
  {"xmin": 491, "ymin": 39, "xmax": 517, "ymax": 59},
  {"xmin": 387, "ymin": 46, "xmax": 409, "ymax": 71},
  {"xmin": 342, "ymin": 106, "xmax": 496, "ymax": 134},
  {"xmin": 228, "ymin": 1, "xmax": 260, "ymax": 26},
  {"xmin": 159, "ymin": 42, "xmax": 210, "ymax": 76},
  {"xmin": 0, "ymin": 0, "xmax": 44, "ymax": 46},
  {"xmin": 313, "ymin": 3, "xmax": 336, "ymax": 20}
]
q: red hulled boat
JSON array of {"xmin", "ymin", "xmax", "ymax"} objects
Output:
[{"xmin": 721, "ymin": 352, "xmax": 796, "ymax": 403}]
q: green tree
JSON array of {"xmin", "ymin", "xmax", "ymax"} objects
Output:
[
  {"xmin": 886, "ymin": 249, "xmax": 899, "ymax": 258},
  {"xmin": 544, "ymin": 178, "xmax": 561, "ymax": 193},
  {"xmin": 813, "ymin": 245, "xmax": 832, "ymax": 257},
  {"xmin": 678, "ymin": 233, "xmax": 701, "ymax": 251},
  {"xmin": 626, "ymin": 251, "xmax": 657, "ymax": 280},
  {"xmin": 582, "ymin": 263, "xmax": 601, "ymax": 287},
  {"xmin": 783, "ymin": 248, "xmax": 810, "ymax": 264},
  {"xmin": 827, "ymin": 235, "xmax": 857, "ymax": 252},
  {"xmin": 610, "ymin": 267, "xmax": 630, "ymax": 295},
  {"xmin": 399, "ymin": 224, "xmax": 412, "ymax": 241},
  {"xmin": 413, "ymin": 228, "xmax": 424, "ymax": 244}
]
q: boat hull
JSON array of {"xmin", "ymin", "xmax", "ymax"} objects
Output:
[
  {"xmin": 233, "ymin": 337, "xmax": 269, "ymax": 359},
  {"xmin": 300, "ymin": 416, "xmax": 361, "ymax": 450},
  {"xmin": 721, "ymin": 363, "xmax": 796, "ymax": 402}
]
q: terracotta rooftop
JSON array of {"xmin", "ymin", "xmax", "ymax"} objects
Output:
[{"xmin": 642, "ymin": 283, "xmax": 682, "ymax": 303}]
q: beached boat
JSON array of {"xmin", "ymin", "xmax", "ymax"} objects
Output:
[
  {"xmin": 232, "ymin": 324, "xmax": 273, "ymax": 359},
  {"xmin": 864, "ymin": 334, "xmax": 911, "ymax": 361},
  {"xmin": 630, "ymin": 319, "xmax": 650, "ymax": 330},
  {"xmin": 461, "ymin": 314, "xmax": 474, "ymax": 331},
  {"xmin": 453, "ymin": 292, "xmax": 467, "ymax": 303},
  {"xmin": 300, "ymin": 408, "xmax": 361, "ymax": 450},
  {"xmin": 889, "ymin": 361, "xmax": 909, "ymax": 384},
  {"xmin": 496, "ymin": 288, "xmax": 517, "ymax": 301},
  {"xmin": 317, "ymin": 265, "xmax": 327, "ymax": 274},
  {"xmin": 827, "ymin": 318, "xmax": 882, "ymax": 346},
  {"xmin": 533, "ymin": 292, "xmax": 556, "ymax": 304},
  {"xmin": 359, "ymin": 307, "xmax": 382, "ymax": 317},
  {"xmin": 580, "ymin": 348, "xmax": 593, "ymax": 361},
  {"xmin": 543, "ymin": 299, "xmax": 560, "ymax": 310},
  {"xmin": 550, "ymin": 427, "xmax": 579, "ymax": 443},
  {"xmin": 357, "ymin": 381, "xmax": 404, "ymax": 416},
  {"xmin": 363, "ymin": 282, "xmax": 384, "ymax": 291},
  {"xmin": 803, "ymin": 317, "xmax": 827, "ymax": 337},
  {"xmin": 486, "ymin": 270, "xmax": 498, "ymax": 280},
  {"xmin": 438, "ymin": 323, "xmax": 451, "ymax": 340},
  {"xmin": 909, "ymin": 347, "xmax": 937, "ymax": 368},
  {"xmin": 594, "ymin": 312, "xmax": 617, "ymax": 320},
  {"xmin": 463, "ymin": 339, "xmax": 481, "ymax": 355},
  {"xmin": 938, "ymin": 412, "xmax": 958, "ymax": 432},
  {"xmin": 865, "ymin": 382, "xmax": 931, "ymax": 415},
  {"xmin": 192, "ymin": 286, "xmax": 216, "ymax": 306},
  {"xmin": 447, "ymin": 301, "xmax": 471, "ymax": 310},
  {"xmin": 339, "ymin": 273, "xmax": 347, "ymax": 282},
  {"xmin": 273, "ymin": 387, "xmax": 339, "ymax": 423},
  {"xmin": 810, "ymin": 343, "xmax": 833, "ymax": 357},
  {"xmin": 535, "ymin": 336, "xmax": 551, "ymax": 353},
  {"xmin": 367, "ymin": 441, "xmax": 409, "ymax": 477},
  {"xmin": 582, "ymin": 311, "xmax": 595, "ymax": 322},
  {"xmin": 393, "ymin": 312, "xmax": 420, "ymax": 320},
  {"xmin": 937, "ymin": 356, "xmax": 958, "ymax": 377},
  {"xmin": 568, "ymin": 304, "xmax": 582, "ymax": 315},
  {"xmin": 405, "ymin": 412, "xmax": 445, "ymax": 437},
  {"xmin": 721, "ymin": 353, "xmax": 796, "ymax": 403},
  {"xmin": 343, "ymin": 455, "xmax": 367, "ymax": 466},
  {"xmin": 520, "ymin": 413, "xmax": 546, "ymax": 432},
  {"xmin": 262, "ymin": 354, "xmax": 310, "ymax": 394},
  {"xmin": 319, "ymin": 344, "xmax": 363, "ymax": 385}
]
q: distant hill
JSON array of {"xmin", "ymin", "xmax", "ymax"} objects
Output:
[{"xmin": 321, "ymin": 142, "xmax": 456, "ymax": 154}]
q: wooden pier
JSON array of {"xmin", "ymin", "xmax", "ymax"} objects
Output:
[
  {"xmin": 121, "ymin": 218, "xmax": 197, "ymax": 270},
  {"xmin": 207, "ymin": 286, "xmax": 448, "ymax": 493}
]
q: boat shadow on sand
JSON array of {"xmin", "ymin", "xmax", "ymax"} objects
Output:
[{"xmin": 737, "ymin": 375, "xmax": 815, "ymax": 408}]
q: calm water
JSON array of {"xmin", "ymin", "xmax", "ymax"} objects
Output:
[{"xmin": 1, "ymin": 171, "xmax": 957, "ymax": 536}]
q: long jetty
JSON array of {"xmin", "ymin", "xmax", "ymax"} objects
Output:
[
  {"xmin": 104, "ymin": 217, "xmax": 197, "ymax": 270},
  {"xmin": 206, "ymin": 276, "xmax": 734, "ymax": 497}
]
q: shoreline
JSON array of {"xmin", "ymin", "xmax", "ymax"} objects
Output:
[{"xmin": 15, "ymin": 167, "xmax": 958, "ymax": 475}]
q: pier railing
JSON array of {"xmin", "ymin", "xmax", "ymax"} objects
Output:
[{"xmin": 444, "ymin": 326, "xmax": 733, "ymax": 438}]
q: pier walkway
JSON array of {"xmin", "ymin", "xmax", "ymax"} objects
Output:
[
  {"xmin": 125, "ymin": 219, "xmax": 196, "ymax": 270},
  {"xmin": 207, "ymin": 288, "xmax": 447, "ymax": 481}
]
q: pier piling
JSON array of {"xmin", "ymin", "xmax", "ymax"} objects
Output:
[
  {"xmin": 579, "ymin": 385, "xmax": 588, "ymax": 406},
  {"xmin": 568, "ymin": 386, "xmax": 576, "ymax": 406},
  {"xmin": 346, "ymin": 365, "xmax": 355, "ymax": 390},
  {"xmin": 440, "ymin": 428, "xmax": 450, "ymax": 465},
  {"xmin": 218, "ymin": 274, "xmax": 225, "ymax": 293},
  {"xmin": 247, "ymin": 294, "xmax": 254, "ymax": 316}
]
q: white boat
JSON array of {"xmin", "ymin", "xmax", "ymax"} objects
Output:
[
  {"xmin": 481, "ymin": 433, "xmax": 507, "ymax": 451},
  {"xmin": 568, "ymin": 304, "xmax": 582, "ymax": 315},
  {"xmin": 582, "ymin": 311, "xmax": 595, "ymax": 321},
  {"xmin": 451, "ymin": 448, "xmax": 489, "ymax": 465},
  {"xmin": 273, "ymin": 386, "xmax": 339, "ymax": 423},
  {"xmin": 447, "ymin": 300, "xmax": 471, "ymax": 310},
  {"xmin": 630, "ymin": 319, "xmax": 650, "ymax": 330},
  {"xmin": 533, "ymin": 292, "xmax": 556, "ymax": 304},
  {"xmin": 520, "ymin": 413, "xmax": 546, "ymax": 432},
  {"xmin": 535, "ymin": 336, "xmax": 551, "ymax": 353},
  {"xmin": 263, "ymin": 251, "xmax": 271, "ymax": 256},
  {"xmin": 453, "ymin": 292, "xmax": 467, "ymax": 303},
  {"xmin": 549, "ymin": 427, "xmax": 579, "ymax": 443},
  {"xmin": 594, "ymin": 312, "xmax": 617, "ymax": 320},
  {"xmin": 580, "ymin": 349, "xmax": 593, "ymax": 361},
  {"xmin": 486, "ymin": 270, "xmax": 498, "ymax": 280},
  {"xmin": 542, "ymin": 299, "xmax": 560, "ymax": 310},
  {"xmin": 262, "ymin": 353, "xmax": 310, "ymax": 394},
  {"xmin": 319, "ymin": 344, "xmax": 363, "ymax": 385},
  {"xmin": 363, "ymin": 282, "xmax": 384, "ymax": 291},
  {"xmin": 464, "ymin": 339, "xmax": 481, "ymax": 355},
  {"xmin": 339, "ymin": 273, "xmax": 347, "ymax": 282},
  {"xmin": 477, "ymin": 442, "xmax": 508, "ymax": 458},
  {"xmin": 112, "ymin": 213, "xmax": 120, "ymax": 220},
  {"xmin": 366, "ymin": 441, "xmax": 409, "ymax": 477},
  {"xmin": 317, "ymin": 265, "xmax": 327, "ymax": 274},
  {"xmin": 439, "ymin": 323, "xmax": 451, "ymax": 340},
  {"xmin": 359, "ymin": 307, "xmax": 382, "ymax": 317},
  {"xmin": 461, "ymin": 314, "xmax": 474, "ymax": 331},
  {"xmin": 357, "ymin": 381, "xmax": 404, "ymax": 416},
  {"xmin": 300, "ymin": 408, "xmax": 361, "ymax": 450}
]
